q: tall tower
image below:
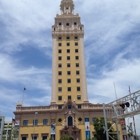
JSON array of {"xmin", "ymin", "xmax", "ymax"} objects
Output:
[
  {"xmin": 14, "ymin": 1, "xmax": 122, "ymax": 140},
  {"xmin": 51, "ymin": 0, "xmax": 88, "ymax": 104}
]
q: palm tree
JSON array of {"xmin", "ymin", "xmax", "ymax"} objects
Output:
[{"xmin": 60, "ymin": 134, "xmax": 73, "ymax": 140}]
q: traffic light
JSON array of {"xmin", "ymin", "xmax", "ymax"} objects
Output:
[
  {"xmin": 120, "ymin": 103, "xmax": 125, "ymax": 109},
  {"xmin": 120, "ymin": 102, "xmax": 130, "ymax": 109},
  {"xmin": 125, "ymin": 102, "xmax": 130, "ymax": 107}
]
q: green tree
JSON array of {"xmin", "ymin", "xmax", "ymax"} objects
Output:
[
  {"xmin": 60, "ymin": 134, "xmax": 73, "ymax": 140},
  {"xmin": 93, "ymin": 117, "xmax": 117, "ymax": 140}
]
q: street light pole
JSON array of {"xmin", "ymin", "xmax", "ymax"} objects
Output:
[{"xmin": 33, "ymin": 112, "xmax": 38, "ymax": 140}]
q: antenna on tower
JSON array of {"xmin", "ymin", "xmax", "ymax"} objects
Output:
[
  {"xmin": 128, "ymin": 86, "xmax": 131, "ymax": 94},
  {"xmin": 113, "ymin": 82, "xmax": 118, "ymax": 101},
  {"xmin": 22, "ymin": 86, "xmax": 26, "ymax": 106}
]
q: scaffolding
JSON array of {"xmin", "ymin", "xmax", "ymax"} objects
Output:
[{"xmin": 103, "ymin": 90, "xmax": 140, "ymax": 140}]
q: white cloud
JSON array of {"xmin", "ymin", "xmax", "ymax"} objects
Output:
[
  {"xmin": 88, "ymin": 57, "xmax": 140, "ymax": 103},
  {"xmin": 0, "ymin": 53, "xmax": 51, "ymax": 119}
]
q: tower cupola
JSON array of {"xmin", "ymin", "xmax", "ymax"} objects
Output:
[{"xmin": 60, "ymin": 0, "xmax": 74, "ymax": 14}]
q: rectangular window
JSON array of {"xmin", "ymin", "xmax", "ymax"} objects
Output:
[
  {"xmin": 59, "ymin": 22, "xmax": 62, "ymax": 26},
  {"xmin": 42, "ymin": 136, "xmax": 48, "ymax": 140},
  {"xmin": 67, "ymin": 71, "xmax": 71, "ymax": 75},
  {"xmin": 66, "ymin": 23, "xmax": 69, "ymax": 26},
  {"xmin": 68, "ymin": 96, "xmax": 71, "ymax": 100},
  {"xmin": 32, "ymin": 136, "xmax": 37, "ymax": 140},
  {"xmin": 76, "ymin": 78, "xmax": 80, "ymax": 83},
  {"xmin": 58, "ymin": 49, "xmax": 62, "ymax": 53},
  {"xmin": 77, "ymin": 87, "xmax": 80, "ymax": 91},
  {"xmin": 75, "ymin": 49, "xmax": 78, "ymax": 53},
  {"xmin": 77, "ymin": 95, "xmax": 81, "ymax": 100},
  {"xmin": 22, "ymin": 137, "xmax": 27, "ymax": 140},
  {"xmin": 58, "ymin": 96, "xmax": 62, "ymax": 100},
  {"xmin": 58, "ymin": 36, "xmax": 62, "ymax": 40},
  {"xmin": 74, "ymin": 36, "xmax": 78, "ymax": 40},
  {"xmin": 76, "ymin": 71, "xmax": 80, "ymax": 75},
  {"xmin": 66, "ymin": 36, "xmax": 70, "ymax": 40},
  {"xmin": 58, "ymin": 87, "xmax": 62, "ymax": 92},
  {"xmin": 76, "ymin": 63, "xmax": 79, "ymax": 67},
  {"xmin": 33, "ymin": 120, "xmax": 38, "ymax": 126},
  {"xmin": 43, "ymin": 119, "xmax": 48, "ymax": 125},
  {"xmin": 67, "ymin": 79, "xmax": 71, "ymax": 83},
  {"xmin": 68, "ymin": 105, "xmax": 72, "ymax": 109},
  {"xmin": 58, "ymin": 43, "xmax": 62, "ymax": 46},
  {"xmin": 75, "ymin": 56, "xmax": 79, "ymax": 60},
  {"xmin": 78, "ymin": 104, "xmax": 81, "ymax": 109},
  {"xmin": 58, "ymin": 56, "xmax": 62, "ymax": 60},
  {"xmin": 67, "ymin": 63, "xmax": 70, "ymax": 67},
  {"xmin": 58, "ymin": 71, "xmax": 62, "ymax": 75},
  {"xmin": 58, "ymin": 105, "xmax": 62, "ymax": 109},
  {"xmin": 58, "ymin": 79, "xmax": 62, "ymax": 83},
  {"xmin": 51, "ymin": 119, "xmax": 55, "ymax": 123},
  {"xmin": 74, "ymin": 22, "xmax": 77, "ymax": 25},
  {"xmin": 23, "ymin": 120, "xmax": 28, "ymax": 126},
  {"xmin": 67, "ymin": 42, "xmax": 70, "ymax": 46},
  {"xmin": 75, "ymin": 42, "xmax": 78, "ymax": 46},
  {"xmin": 68, "ymin": 87, "xmax": 71, "ymax": 92},
  {"xmin": 67, "ymin": 56, "xmax": 70, "ymax": 60},
  {"xmin": 58, "ymin": 64, "xmax": 62, "ymax": 68},
  {"xmin": 67, "ymin": 49, "xmax": 70, "ymax": 53}
]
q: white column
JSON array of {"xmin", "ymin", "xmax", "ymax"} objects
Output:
[
  {"xmin": 79, "ymin": 36, "xmax": 88, "ymax": 102},
  {"xmin": 51, "ymin": 37, "xmax": 57, "ymax": 104}
]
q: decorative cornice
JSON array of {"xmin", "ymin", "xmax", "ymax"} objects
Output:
[{"xmin": 13, "ymin": 101, "xmax": 107, "ymax": 115}]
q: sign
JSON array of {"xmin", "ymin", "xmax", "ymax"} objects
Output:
[
  {"xmin": 120, "ymin": 118, "xmax": 126, "ymax": 130},
  {"xmin": 123, "ymin": 135, "xmax": 127, "ymax": 140},
  {"xmin": 85, "ymin": 118, "xmax": 90, "ymax": 139},
  {"xmin": 85, "ymin": 131, "xmax": 90, "ymax": 139},
  {"xmin": 51, "ymin": 123, "xmax": 56, "ymax": 134}
]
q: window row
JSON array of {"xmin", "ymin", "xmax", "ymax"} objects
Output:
[
  {"xmin": 58, "ymin": 95, "xmax": 81, "ymax": 101},
  {"xmin": 58, "ymin": 56, "xmax": 79, "ymax": 60},
  {"xmin": 58, "ymin": 63, "xmax": 79, "ymax": 68},
  {"xmin": 58, "ymin": 49, "xmax": 78, "ymax": 53},
  {"xmin": 58, "ymin": 87, "xmax": 81, "ymax": 92},
  {"xmin": 23, "ymin": 119, "xmax": 48, "ymax": 126},
  {"xmin": 58, "ymin": 42, "xmax": 78, "ymax": 46},
  {"xmin": 58, "ymin": 78, "xmax": 80, "ymax": 84},
  {"xmin": 58, "ymin": 22, "xmax": 77, "ymax": 26},
  {"xmin": 58, "ymin": 36, "xmax": 78, "ymax": 40},
  {"xmin": 58, "ymin": 71, "xmax": 80, "ymax": 75},
  {"xmin": 22, "ymin": 135, "xmax": 47, "ymax": 140}
]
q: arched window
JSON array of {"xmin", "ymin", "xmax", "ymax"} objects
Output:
[{"xmin": 68, "ymin": 116, "xmax": 73, "ymax": 126}]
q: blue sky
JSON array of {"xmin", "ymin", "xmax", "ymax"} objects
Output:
[{"xmin": 0, "ymin": 0, "xmax": 140, "ymax": 134}]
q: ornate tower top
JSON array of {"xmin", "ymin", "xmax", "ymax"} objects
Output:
[
  {"xmin": 60, "ymin": 0, "xmax": 74, "ymax": 15},
  {"xmin": 52, "ymin": 0, "xmax": 84, "ymax": 37}
]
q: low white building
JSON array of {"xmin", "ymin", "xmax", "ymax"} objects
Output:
[
  {"xmin": 2, "ymin": 121, "xmax": 13, "ymax": 140},
  {"xmin": 0, "ymin": 115, "xmax": 5, "ymax": 140}
]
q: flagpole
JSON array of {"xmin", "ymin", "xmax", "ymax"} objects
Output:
[
  {"xmin": 22, "ymin": 87, "xmax": 26, "ymax": 106},
  {"xmin": 113, "ymin": 82, "xmax": 118, "ymax": 104}
]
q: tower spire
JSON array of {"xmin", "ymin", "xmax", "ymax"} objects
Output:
[{"xmin": 60, "ymin": 0, "xmax": 74, "ymax": 15}]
